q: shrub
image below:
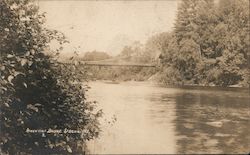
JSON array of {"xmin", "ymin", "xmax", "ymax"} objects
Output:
[{"xmin": 0, "ymin": 0, "xmax": 101, "ymax": 154}]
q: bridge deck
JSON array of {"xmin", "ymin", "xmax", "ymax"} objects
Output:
[{"xmin": 83, "ymin": 62, "xmax": 156, "ymax": 67}]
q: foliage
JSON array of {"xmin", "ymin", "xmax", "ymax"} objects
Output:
[
  {"xmin": 84, "ymin": 65, "xmax": 157, "ymax": 82},
  {"xmin": 119, "ymin": 41, "xmax": 145, "ymax": 62},
  {"xmin": 145, "ymin": 32, "xmax": 172, "ymax": 63},
  {"xmin": 0, "ymin": 0, "xmax": 101, "ymax": 154},
  {"xmin": 159, "ymin": 0, "xmax": 249, "ymax": 87},
  {"xmin": 82, "ymin": 50, "xmax": 112, "ymax": 61}
]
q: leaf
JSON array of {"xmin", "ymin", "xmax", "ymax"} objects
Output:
[
  {"xmin": 28, "ymin": 61, "xmax": 33, "ymax": 66},
  {"xmin": 34, "ymin": 103, "xmax": 42, "ymax": 107},
  {"xmin": 66, "ymin": 145, "xmax": 72, "ymax": 153},
  {"xmin": 30, "ymin": 49, "xmax": 35, "ymax": 55},
  {"xmin": 74, "ymin": 60, "xmax": 78, "ymax": 66},
  {"xmin": 1, "ymin": 87, "xmax": 7, "ymax": 91},
  {"xmin": 23, "ymin": 82, "xmax": 27, "ymax": 88},
  {"xmin": 20, "ymin": 58, "xmax": 27, "ymax": 66},
  {"xmin": 0, "ymin": 66, "xmax": 5, "ymax": 71},
  {"xmin": 25, "ymin": 52, "xmax": 30, "ymax": 57},
  {"xmin": 7, "ymin": 54, "xmax": 14, "ymax": 58},
  {"xmin": 49, "ymin": 143, "xmax": 54, "ymax": 149},
  {"xmin": 27, "ymin": 104, "xmax": 39, "ymax": 112},
  {"xmin": 13, "ymin": 71, "xmax": 24, "ymax": 77},
  {"xmin": 7, "ymin": 75, "xmax": 14, "ymax": 83},
  {"xmin": 4, "ymin": 103, "xmax": 10, "ymax": 107},
  {"xmin": 66, "ymin": 136, "xmax": 70, "ymax": 142}
]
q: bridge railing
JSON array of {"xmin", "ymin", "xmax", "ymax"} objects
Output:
[{"xmin": 59, "ymin": 57, "xmax": 157, "ymax": 67}]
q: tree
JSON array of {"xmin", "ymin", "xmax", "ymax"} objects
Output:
[
  {"xmin": 0, "ymin": 0, "xmax": 101, "ymax": 154},
  {"xmin": 173, "ymin": 0, "xmax": 202, "ymax": 83},
  {"xmin": 82, "ymin": 51, "xmax": 111, "ymax": 61},
  {"xmin": 174, "ymin": 0, "xmax": 199, "ymax": 43},
  {"xmin": 213, "ymin": 0, "xmax": 249, "ymax": 86},
  {"xmin": 176, "ymin": 39, "xmax": 201, "ymax": 82},
  {"xmin": 194, "ymin": 0, "xmax": 218, "ymax": 58},
  {"xmin": 119, "ymin": 41, "xmax": 144, "ymax": 62},
  {"xmin": 145, "ymin": 32, "xmax": 171, "ymax": 63},
  {"xmin": 159, "ymin": 0, "xmax": 249, "ymax": 86}
]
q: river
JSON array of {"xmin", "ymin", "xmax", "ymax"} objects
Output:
[{"xmin": 86, "ymin": 81, "xmax": 250, "ymax": 154}]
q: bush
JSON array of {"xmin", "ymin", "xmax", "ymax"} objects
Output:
[{"xmin": 0, "ymin": 0, "xmax": 101, "ymax": 154}]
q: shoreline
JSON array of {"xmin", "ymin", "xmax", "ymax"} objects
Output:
[{"xmin": 87, "ymin": 79, "xmax": 250, "ymax": 91}]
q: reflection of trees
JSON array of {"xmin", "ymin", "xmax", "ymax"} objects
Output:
[{"xmin": 174, "ymin": 91, "xmax": 250, "ymax": 154}]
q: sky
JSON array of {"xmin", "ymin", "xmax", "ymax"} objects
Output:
[{"xmin": 38, "ymin": 0, "xmax": 179, "ymax": 56}]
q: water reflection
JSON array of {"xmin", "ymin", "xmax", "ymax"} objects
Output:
[
  {"xmin": 87, "ymin": 82, "xmax": 177, "ymax": 154},
  {"xmin": 173, "ymin": 91, "xmax": 250, "ymax": 154},
  {"xmin": 87, "ymin": 81, "xmax": 250, "ymax": 154}
]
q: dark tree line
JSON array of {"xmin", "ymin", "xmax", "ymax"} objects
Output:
[{"xmin": 159, "ymin": 0, "xmax": 249, "ymax": 87}]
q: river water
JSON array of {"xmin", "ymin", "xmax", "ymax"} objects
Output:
[{"xmin": 87, "ymin": 81, "xmax": 250, "ymax": 154}]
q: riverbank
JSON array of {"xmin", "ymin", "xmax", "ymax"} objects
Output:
[
  {"xmin": 156, "ymin": 82, "xmax": 250, "ymax": 90},
  {"xmin": 88, "ymin": 74, "xmax": 249, "ymax": 90},
  {"xmin": 82, "ymin": 63, "xmax": 249, "ymax": 89},
  {"xmin": 83, "ymin": 65, "xmax": 249, "ymax": 89},
  {"xmin": 87, "ymin": 79, "xmax": 249, "ymax": 95}
]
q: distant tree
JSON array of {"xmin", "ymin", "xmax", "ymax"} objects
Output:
[
  {"xmin": 119, "ymin": 41, "xmax": 144, "ymax": 62},
  {"xmin": 82, "ymin": 50, "xmax": 112, "ymax": 61},
  {"xmin": 145, "ymin": 32, "xmax": 171, "ymax": 63},
  {"xmin": 119, "ymin": 46, "xmax": 133, "ymax": 58}
]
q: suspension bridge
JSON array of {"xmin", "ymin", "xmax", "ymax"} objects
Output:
[{"xmin": 64, "ymin": 56, "xmax": 158, "ymax": 68}]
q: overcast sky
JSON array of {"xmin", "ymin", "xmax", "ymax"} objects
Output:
[{"xmin": 38, "ymin": 0, "xmax": 179, "ymax": 56}]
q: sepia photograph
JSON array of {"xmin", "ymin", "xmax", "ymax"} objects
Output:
[{"xmin": 0, "ymin": 0, "xmax": 249, "ymax": 154}]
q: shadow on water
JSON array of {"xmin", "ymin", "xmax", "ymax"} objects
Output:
[{"xmin": 172, "ymin": 89, "xmax": 250, "ymax": 154}]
